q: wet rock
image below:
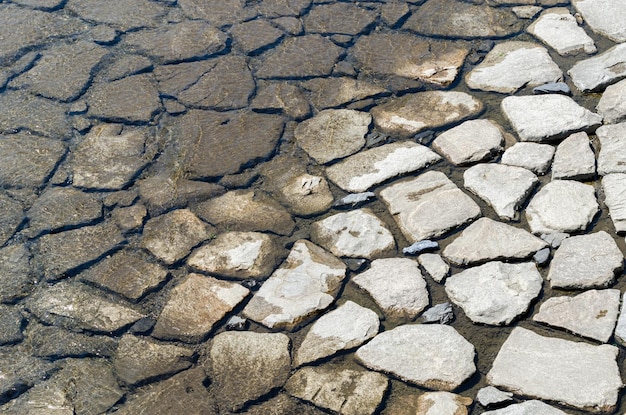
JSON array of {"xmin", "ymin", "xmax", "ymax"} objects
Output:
[
  {"xmin": 272, "ymin": 16, "xmax": 303, "ymax": 35},
  {"xmin": 311, "ymin": 209, "xmax": 395, "ymax": 259},
  {"xmin": 572, "ymin": 0, "xmax": 626, "ymax": 42},
  {"xmin": 334, "ymin": 192, "xmax": 376, "ymax": 208},
  {"xmin": 487, "ymin": 327, "xmax": 622, "ymax": 413},
  {"xmin": 285, "ymin": 366, "xmax": 388, "ymax": 415},
  {"xmin": 0, "ymin": 244, "xmax": 34, "ymax": 303},
  {"xmin": 551, "ymin": 132, "xmax": 596, "ymax": 180},
  {"xmin": 253, "ymin": 0, "xmax": 310, "ymax": 18},
  {"xmin": 597, "ymin": 123, "xmax": 626, "ymax": 175},
  {"xmin": 403, "ymin": 240, "xmax": 438, "ymax": 255},
  {"xmin": 476, "ymin": 386, "xmax": 514, "ymax": 408},
  {"xmin": 65, "ymin": 0, "xmax": 167, "ymax": 31},
  {"xmin": 528, "ymin": 8, "xmax": 596, "ymax": 55},
  {"xmin": 101, "ymin": 55, "xmax": 153, "ymax": 82},
  {"xmin": 0, "ymin": 349, "xmax": 55, "ymax": 405},
  {"xmin": 111, "ymin": 204, "xmax": 147, "ymax": 231},
  {"xmin": 188, "ymin": 231, "xmax": 279, "ymax": 279},
  {"xmin": 295, "ymin": 109, "xmax": 370, "ymax": 164},
  {"xmin": 445, "ymin": 261, "xmax": 543, "ymax": 325},
  {"xmin": 371, "ymin": 91, "xmax": 483, "ymax": 139},
  {"xmin": 512, "ymin": 5, "xmax": 543, "ymax": 18},
  {"xmin": 381, "ymin": 1, "xmax": 410, "ymax": 26},
  {"xmin": 303, "ymin": 78, "xmax": 387, "ymax": 111},
  {"xmin": 153, "ymin": 60, "xmax": 214, "ymax": 97},
  {"xmin": 466, "ymin": 42, "xmax": 562, "ymax": 93},
  {"xmin": 304, "ymin": 3, "xmax": 377, "ymax": 35},
  {"xmin": 500, "ymin": 142, "xmax": 555, "ymax": 175},
  {"xmin": 533, "ymin": 81, "xmax": 571, "ymax": 95},
  {"xmin": 0, "ymin": 195, "xmax": 23, "ymax": 247},
  {"xmin": 484, "ymin": 400, "xmax": 568, "ymax": 414},
  {"xmin": 138, "ymin": 175, "xmax": 224, "ymax": 216},
  {"xmin": 502, "ymin": 95, "xmax": 602, "ymax": 142},
  {"xmin": 278, "ymin": 174, "xmax": 334, "ymax": 216},
  {"xmin": 194, "ymin": 190, "xmax": 295, "ymax": 235},
  {"xmin": 251, "ymin": 82, "xmax": 310, "ymax": 119},
  {"xmin": 418, "ymin": 253, "xmax": 450, "ymax": 283},
  {"xmin": 326, "ymin": 141, "xmax": 441, "ymax": 193},
  {"xmin": 208, "ymin": 331, "xmax": 291, "ymax": 412},
  {"xmin": 356, "ymin": 324, "xmax": 476, "ymax": 391},
  {"xmin": 379, "ymin": 171, "xmax": 482, "ymax": 242},
  {"xmin": 225, "ymin": 315, "xmax": 247, "ymax": 331},
  {"xmin": 597, "ymin": 78, "xmax": 626, "ymax": 124},
  {"xmin": 243, "ymin": 240, "xmax": 346, "ymax": 330},
  {"xmin": 421, "ymin": 302, "xmax": 454, "ymax": 324},
  {"xmin": 178, "ymin": 0, "xmax": 255, "ymax": 27},
  {"xmin": 525, "ymin": 180, "xmax": 598, "ymax": 234},
  {"xmin": 295, "ymin": 301, "xmax": 379, "ymax": 366},
  {"xmin": 568, "ymin": 43, "xmax": 626, "ymax": 92},
  {"xmin": 25, "ymin": 323, "xmax": 117, "ymax": 358},
  {"xmin": 602, "ymin": 174, "xmax": 626, "ymax": 233},
  {"xmin": 91, "ymin": 25, "xmax": 118, "ymax": 44},
  {"xmin": 547, "ymin": 231, "xmax": 623, "ymax": 289},
  {"xmin": 416, "ymin": 392, "xmax": 472, "ymax": 415},
  {"xmin": 433, "ymin": 119, "xmax": 504, "ymax": 165},
  {"xmin": 0, "ymin": 305, "xmax": 24, "ymax": 345},
  {"xmin": 352, "ymin": 258, "xmax": 429, "ymax": 319},
  {"xmin": 0, "ymin": 91, "xmax": 71, "ymax": 138},
  {"xmin": 231, "ymin": 19, "xmax": 283, "ymax": 55}
]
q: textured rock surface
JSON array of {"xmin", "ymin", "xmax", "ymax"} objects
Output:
[
  {"xmin": 602, "ymin": 173, "xmax": 626, "ymax": 233},
  {"xmin": 278, "ymin": 174, "xmax": 334, "ymax": 216},
  {"xmin": 303, "ymin": 77, "xmax": 386, "ymax": 111},
  {"xmin": 415, "ymin": 392, "xmax": 472, "ymax": 415},
  {"xmin": 482, "ymin": 400, "xmax": 569, "ymax": 414},
  {"xmin": 0, "ymin": 244, "xmax": 34, "ymax": 303},
  {"xmin": 0, "ymin": 90, "xmax": 71, "ymax": 138},
  {"xmin": 501, "ymin": 142, "xmax": 555, "ymax": 175},
  {"xmin": 568, "ymin": 43, "xmax": 626, "ymax": 92},
  {"xmin": 304, "ymin": 2, "xmax": 377, "ymax": 35},
  {"xmin": 597, "ymin": 123, "xmax": 626, "ymax": 175},
  {"xmin": 527, "ymin": 8, "xmax": 596, "ymax": 55},
  {"xmin": 25, "ymin": 323, "xmax": 117, "ymax": 359},
  {"xmin": 614, "ymin": 292, "xmax": 626, "ymax": 346},
  {"xmin": 418, "ymin": 253, "xmax": 450, "ymax": 283},
  {"xmin": 0, "ymin": 195, "xmax": 24, "ymax": 247},
  {"xmin": 572, "ymin": 0, "xmax": 626, "ymax": 42},
  {"xmin": 597, "ymin": 78, "xmax": 626, "ymax": 124},
  {"xmin": 476, "ymin": 386, "xmax": 514, "ymax": 408},
  {"xmin": 433, "ymin": 119, "xmax": 504, "ymax": 165},
  {"xmin": 551, "ymin": 132, "xmax": 596, "ymax": 180}
]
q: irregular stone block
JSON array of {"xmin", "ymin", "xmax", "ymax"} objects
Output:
[
  {"xmin": 602, "ymin": 173, "xmax": 626, "ymax": 233},
  {"xmin": 551, "ymin": 131, "xmax": 596, "ymax": 180},
  {"xmin": 597, "ymin": 78, "xmax": 626, "ymax": 124},
  {"xmin": 597, "ymin": 123, "xmax": 626, "ymax": 175},
  {"xmin": 568, "ymin": 43, "xmax": 626, "ymax": 92},
  {"xmin": 433, "ymin": 119, "xmax": 504, "ymax": 165},
  {"xmin": 572, "ymin": 0, "xmax": 626, "ymax": 42},
  {"xmin": 500, "ymin": 142, "xmax": 554, "ymax": 175},
  {"xmin": 527, "ymin": 8, "xmax": 596, "ymax": 55}
]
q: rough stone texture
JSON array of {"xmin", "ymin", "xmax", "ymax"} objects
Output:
[
  {"xmin": 614, "ymin": 292, "xmax": 626, "ymax": 346},
  {"xmin": 304, "ymin": 3, "xmax": 377, "ymax": 35},
  {"xmin": 418, "ymin": 253, "xmax": 450, "ymax": 283},
  {"xmin": 487, "ymin": 327, "xmax": 622, "ymax": 413},
  {"xmin": 482, "ymin": 400, "xmax": 569, "ymax": 414},
  {"xmin": 501, "ymin": 142, "xmax": 555, "ymax": 175},
  {"xmin": 278, "ymin": 174, "xmax": 334, "ymax": 216},
  {"xmin": 533, "ymin": 289, "xmax": 620, "ymax": 342},
  {"xmin": 154, "ymin": 60, "xmax": 215, "ymax": 97},
  {"xmin": 231, "ymin": 19, "xmax": 283, "ymax": 55},
  {"xmin": 295, "ymin": 301, "xmax": 379, "ymax": 366},
  {"xmin": 597, "ymin": 78, "xmax": 626, "ymax": 124},
  {"xmin": 326, "ymin": 141, "xmax": 441, "ymax": 193},
  {"xmin": 415, "ymin": 392, "xmax": 472, "ymax": 415},
  {"xmin": 568, "ymin": 43, "xmax": 626, "ymax": 92},
  {"xmin": 433, "ymin": 119, "xmax": 504, "ymax": 165},
  {"xmin": 0, "ymin": 195, "xmax": 24, "ymax": 247},
  {"xmin": 352, "ymin": 258, "xmax": 429, "ymax": 319},
  {"xmin": 152, "ymin": 273, "xmax": 249, "ymax": 342},
  {"xmin": 463, "ymin": 164, "xmax": 538, "ymax": 220},
  {"xmin": 371, "ymin": 91, "xmax": 483, "ymax": 139},
  {"xmin": 512, "ymin": 5, "xmax": 543, "ymax": 18},
  {"xmin": 0, "ymin": 348, "xmax": 55, "ymax": 404},
  {"xmin": 294, "ymin": 109, "xmax": 370, "ymax": 164},
  {"xmin": 243, "ymin": 240, "xmax": 346, "ymax": 330},
  {"xmin": 602, "ymin": 173, "xmax": 626, "ymax": 233},
  {"xmin": 0, "ymin": 305, "xmax": 24, "ymax": 345},
  {"xmin": 251, "ymin": 82, "xmax": 310, "ymax": 119},
  {"xmin": 356, "ymin": 324, "xmax": 476, "ymax": 391},
  {"xmin": 380, "ymin": 171, "xmax": 482, "ymax": 242},
  {"xmin": 551, "ymin": 132, "xmax": 596, "ymax": 180},
  {"xmin": 527, "ymin": 8, "xmax": 596, "ymax": 55},
  {"xmin": 285, "ymin": 366, "xmax": 388, "ymax": 415},
  {"xmin": 178, "ymin": 0, "xmax": 255, "ymax": 26},
  {"xmin": 466, "ymin": 42, "xmax": 562, "ymax": 93},
  {"xmin": 476, "ymin": 386, "xmax": 514, "ymax": 408},
  {"xmin": 302, "ymin": 78, "xmax": 387, "ymax": 111},
  {"xmin": 310, "ymin": 209, "xmax": 396, "ymax": 259},
  {"xmin": 547, "ymin": 231, "xmax": 623, "ymax": 289},
  {"xmin": 66, "ymin": 0, "xmax": 166, "ymax": 31},
  {"xmin": 502, "ymin": 95, "xmax": 602, "ymax": 142},
  {"xmin": 445, "ymin": 261, "xmax": 543, "ymax": 325},
  {"xmin": 0, "ymin": 90, "xmax": 71, "ymax": 138},
  {"xmin": 572, "ymin": 0, "xmax": 626, "ymax": 42},
  {"xmin": 231, "ymin": 393, "xmax": 327, "ymax": 415},
  {"xmin": 111, "ymin": 204, "xmax": 147, "ymax": 232},
  {"xmin": 25, "ymin": 323, "xmax": 117, "ymax": 358},
  {"xmin": 525, "ymin": 180, "xmax": 598, "ymax": 234},
  {"xmin": 597, "ymin": 123, "xmax": 626, "ymax": 175},
  {"xmin": 0, "ymin": 244, "xmax": 34, "ymax": 303},
  {"xmin": 208, "ymin": 331, "xmax": 291, "ymax": 412}
]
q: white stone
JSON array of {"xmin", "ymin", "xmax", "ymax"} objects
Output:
[
  {"xmin": 295, "ymin": 301, "xmax": 379, "ymax": 366},
  {"xmin": 476, "ymin": 386, "xmax": 513, "ymax": 408},
  {"xmin": 352, "ymin": 258, "xmax": 429, "ymax": 319},
  {"xmin": 597, "ymin": 123, "xmax": 626, "ymax": 175},
  {"xmin": 502, "ymin": 95, "xmax": 602, "ymax": 142},
  {"xmin": 525, "ymin": 180, "xmax": 598, "ymax": 234},
  {"xmin": 356, "ymin": 324, "xmax": 476, "ymax": 391},
  {"xmin": 310, "ymin": 209, "xmax": 395, "ymax": 259},
  {"xmin": 500, "ymin": 142, "xmax": 554, "ymax": 175},
  {"xmin": 418, "ymin": 253, "xmax": 449, "ymax": 283},
  {"xmin": 487, "ymin": 327, "xmax": 623, "ymax": 413},
  {"xmin": 597, "ymin": 78, "xmax": 626, "ymax": 124},
  {"xmin": 512, "ymin": 5, "xmax": 542, "ymax": 19},
  {"xmin": 442, "ymin": 218, "xmax": 547, "ymax": 266},
  {"xmin": 602, "ymin": 173, "xmax": 626, "ymax": 233},
  {"xmin": 242, "ymin": 240, "xmax": 347, "ymax": 330},
  {"xmin": 568, "ymin": 43, "xmax": 626, "ymax": 92},
  {"xmin": 547, "ymin": 231, "xmax": 623, "ymax": 289},
  {"xmin": 415, "ymin": 392, "xmax": 472, "ymax": 415},
  {"xmin": 445, "ymin": 261, "xmax": 543, "ymax": 325},
  {"xmin": 380, "ymin": 171, "xmax": 481, "ymax": 242},
  {"xmin": 466, "ymin": 41, "xmax": 562, "ymax": 93},
  {"xmin": 280, "ymin": 174, "xmax": 334, "ymax": 216},
  {"xmin": 527, "ymin": 8, "xmax": 596, "ymax": 55},
  {"xmin": 613, "ymin": 292, "xmax": 626, "ymax": 346},
  {"xmin": 572, "ymin": 0, "xmax": 626, "ymax": 43},
  {"xmin": 533, "ymin": 289, "xmax": 620, "ymax": 342},
  {"xmin": 432, "ymin": 119, "xmax": 504, "ymax": 165},
  {"xmin": 325, "ymin": 141, "xmax": 441, "ymax": 193},
  {"xmin": 551, "ymin": 131, "xmax": 596, "ymax": 180},
  {"xmin": 463, "ymin": 164, "xmax": 538, "ymax": 220},
  {"xmin": 482, "ymin": 400, "xmax": 568, "ymax": 415}
]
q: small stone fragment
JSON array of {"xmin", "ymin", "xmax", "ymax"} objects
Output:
[
  {"xmin": 533, "ymin": 82, "xmax": 571, "ymax": 95},
  {"xmin": 418, "ymin": 253, "xmax": 450, "ymax": 283},
  {"xmin": 533, "ymin": 247, "xmax": 551, "ymax": 266},
  {"xmin": 501, "ymin": 142, "xmax": 555, "ymax": 175},
  {"xmin": 540, "ymin": 232, "xmax": 569, "ymax": 248},
  {"xmin": 551, "ymin": 131, "xmax": 596, "ymax": 180},
  {"xmin": 476, "ymin": 386, "xmax": 514, "ymax": 408},
  {"xmin": 421, "ymin": 302, "xmax": 454, "ymax": 324},
  {"xmin": 415, "ymin": 392, "xmax": 472, "ymax": 415},
  {"xmin": 403, "ymin": 240, "xmax": 438, "ymax": 255},
  {"xmin": 334, "ymin": 192, "xmax": 376, "ymax": 208},
  {"xmin": 433, "ymin": 119, "xmax": 504, "ymax": 165}
]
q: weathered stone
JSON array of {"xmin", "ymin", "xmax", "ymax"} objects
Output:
[
  {"xmin": 533, "ymin": 81, "xmax": 571, "ymax": 95},
  {"xmin": 525, "ymin": 180, "xmax": 598, "ymax": 234},
  {"xmin": 421, "ymin": 302, "xmax": 454, "ymax": 324},
  {"xmin": 540, "ymin": 232, "xmax": 570, "ymax": 248},
  {"xmin": 551, "ymin": 132, "xmax": 596, "ymax": 180},
  {"xmin": 304, "ymin": 3, "xmax": 377, "ymax": 35},
  {"xmin": 501, "ymin": 95, "xmax": 602, "ymax": 142},
  {"xmin": 602, "ymin": 174, "xmax": 626, "ymax": 233},
  {"xmin": 482, "ymin": 400, "xmax": 569, "ymax": 414},
  {"xmin": 326, "ymin": 141, "xmax": 441, "ymax": 193},
  {"xmin": 303, "ymin": 78, "xmax": 387, "ymax": 111},
  {"xmin": 278, "ymin": 174, "xmax": 334, "ymax": 216},
  {"xmin": 272, "ymin": 16, "xmax": 303, "ymax": 35},
  {"xmin": 111, "ymin": 204, "xmax": 147, "ymax": 231},
  {"xmin": 178, "ymin": 0, "xmax": 256, "ymax": 26},
  {"xmin": 487, "ymin": 327, "xmax": 622, "ymax": 413},
  {"xmin": 572, "ymin": 0, "xmax": 626, "ymax": 42},
  {"xmin": 513, "ymin": 5, "xmax": 543, "ymax": 18},
  {"xmin": 138, "ymin": 175, "xmax": 224, "ymax": 216},
  {"xmin": 403, "ymin": 240, "xmax": 438, "ymax": 255},
  {"xmin": 476, "ymin": 386, "xmax": 514, "ymax": 408},
  {"xmin": 253, "ymin": 0, "xmax": 310, "ymax": 18},
  {"xmin": 528, "ymin": 8, "xmax": 596, "ymax": 55},
  {"xmin": 533, "ymin": 247, "xmax": 551, "ymax": 266},
  {"xmin": 501, "ymin": 142, "xmax": 555, "ymax": 175},
  {"xmin": 334, "ymin": 192, "xmax": 376, "ymax": 208},
  {"xmin": 153, "ymin": 273, "xmax": 249, "ymax": 342},
  {"xmin": 597, "ymin": 78, "xmax": 626, "ymax": 124},
  {"xmin": 597, "ymin": 123, "xmax": 626, "ymax": 175},
  {"xmin": 0, "ymin": 244, "xmax": 34, "ymax": 303},
  {"xmin": 243, "ymin": 240, "xmax": 346, "ymax": 330},
  {"xmin": 433, "ymin": 119, "xmax": 504, "ymax": 165},
  {"xmin": 0, "ymin": 91, "xmax": 71, "ymax": 138},
  {"xmin": 0, "ymin": 195, "xmax": 23, "ymax": 247},
  {"xmin": 568, "ymin": 43, "xmax": 626, "ymax": 92},
  {"xmin": 251, "ymin": 82, "xmax": 310, "ymax": 119},
  {"xmin": 25, "ymin": 323, "xmax": 117, "ymax": 358},
  {"xmin": 380, "ymin": 171, "xmax": 482, "ymax": 242},
  {"xmin": 101, "ymin": 55, "xmax": 153, "ymax": 82},
  {"xmin": 0, "ymin": 348, "xmax": 55, "ymax": 404},
  {"xmin": 231, "ymin": 19, "xmax": 283, "ymax": 55},
  {"xmin": 614, "ymin": 292, "xmax": 626, "ymax": 346},
  {"xmin": 66, "ymin": 0, "xmax": 167, "ymax": 31},
  {"xmin": 415, "ymin": 392, "xmax": 472, "ymax": 415},
  {"xmin": 0, "ymin": 305, "xmax": 24, "ymax": 345},
  {"xmin": 418, "ymin": 253, "xmax": 449, "ymax": 283},
  {"xmin": 154, "ymin": 60, "xmax": 214, "ymax": 97},
  {"xmin": 381, "ymin": 1, "xmax": 410, "ymax": 26},
  {"xmin": 356, "ymin": 324, "xmax": 476, "ymax": 391},
  {"xmin": 311, "ymin": 209, "xmax": 395, "ymax": 259},
  {"xmin": 547, "ymin": 231, "xmax": 623, "ymax": 289}
]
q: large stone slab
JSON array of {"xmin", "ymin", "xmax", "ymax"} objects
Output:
[
  {"xmin": 602, "ymin": 173, "xmax": 626, "ymax": 233},
  {"xmin": 551, "ymin": 132, "xmax": 596, "ymax": 180},
  {"xmin": 231, "ymin": 19, "xmax": 284, "ymax": 55},
  {"xmin": 572, "ymin": 0, "xmax": 626, "ymax": 42},
  {"xmin": 302, "ymin": 77, "xmax": 387, "ymax": 111},
  {"xmin": 597, "ymin": 123, "xmax": 626, "ymax": 175},
  {"xmin": 25, "ymin": 323, "xmax": 117, "ymax": 359},
  {"xmin": 487, "ymin": 327, "xmax": 622, "ymax": 413},
  {"xmin": 597, "ymin": 78, "xmax": 626, "ymax": 124},
  {"xmin": 304, "ymin": 3, "xmax": 377, "ymax": 35},
  {"xmin": 527, "ymin": 8, "xmax": 596, "ymax": 55},
  {"xmin": 433, "ymin": 119, "xmax": 504, "ymax": 165},
  {"xmin": 356, "ymin": 324, "xmax": 476, "ymax": 391},
  {"xmin": 568, "ymin": 43, "xmax": 626, "ymax": 92},
  {"xmin": 500, "ymin": 142, "xmax": 555, "ymax": 175},
  {"xmin": 0, "ymin": 91, "xmax": 71, "ymax": 138}
]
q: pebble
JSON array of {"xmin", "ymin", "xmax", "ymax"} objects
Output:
[
  {"xmin": 432, "ymin": 119, "xmax": 504, "ymax": 165},
  {"xmin": 421, "ymin": 302, "xmax": 454, "ymax": 324},
  {"xmin": 333, "ymin": 192, "xmax": 376, "ymax": 208},
  {"xmin": 533, "ymin": 247, "xmax": 551, "ymax": 266},
  {"xmin": 532, "ymin": 81, "xmax": 571, "ymax": 95},
  {"xmin": 476, "ymin": 386, "xmax": 514, "ymax": 408}
]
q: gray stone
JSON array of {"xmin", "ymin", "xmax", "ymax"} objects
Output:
[
  {"xmin": 381, "ymin": 1, "xmax": 410, "ymax": 26},
  {"xmin": 111, "ymin": 204, "xmax": 147, "ymax": 231},
  {"xmin": 533, "ymin": 81, "xmax": 571, "ymax": 95},
  {"xmin": 415, "ymin": 392, "xmax": 472, "ymax": 415},
  {"xmin": 602, "ymin": 173, "xmax": 626, "ymax": 233},
  {"xmin": 597, "ymin": 123, "xmax": 626, "ymax": 175},
  {"xmin": 572, "ymin": 0, "xmax": 626, "ymax": 42},
  {"xmin": 421, "ymin": 302, "xmax": 454, "ymax": 324},
  {"xmin": 482, "ymin": 400, "xmax": 568, "ymax": 414},
  {"xmin": 0, "ymin": 194, "xmax": 23, "ymax": 247},
  {"xmin": 302, "ymin": 78, "xmax": 387, "ymax": 111},
  {"xmin": 0, "ymin": 305, "xmax": 24, "ymax": 345},
  {"xmin": 334, "ymin": 192, "xmax": 376, "ymax": 208},
  {"xmin": 66, "ymin": 0, "xmax": 167, "ymax": 31},
  {"xmin": 304, "ymin": 3, "xmax": 377, "ymax": 35},
  {"xmin": 90, "ymin": 25, "xmax": 118, "ymax": 44},
  {"xmin": 178, "ymin": 0, "xmax": 256, "ymax": 26},
  {"xmin": 568, "ymin": 43, "xmax": 626, "ymax": 92},
  {"xmin": 551, "ymin": 132, "xmax": 596, "ymax": 180},
  {"xmin": 251, "ymin": 82, "xmax": 310, "ymax": 119},
  {"xmin": 597, "ymin": 78, "xmax": 626, "ymax": 124},
  {"xmin": 278, "ymin": 174, "xmax": 334, "ymax": 216},
  {"xmin": 433, "ymin": 119, "xmax": 504, "ymax": 165},
  {"xmin": 512, "ymin": 5, "xmax": 543, "ymax": 19},
  {"xmin": 547, "ymin": 231, "xmax": 623, "ymax": 289},
  {"xmin": 527, "ymin": 8, "xmax": 596, "ymax": 55},
  {"xmin": 487, "ymin": 327, "xmax": 622, "ymax": 413},
  {"xmin": 101, "ymin": 55, "xmax": 153, "ymax": 82},
  {"xmin": 540, "ymin": 232, "xmax": 570, "ymax": 248},
  {"xmin": 418, "ymin": 253, "xmax": 450, "ymax": 283},
  {"xmin": 356, "ymin": 324, "xmax": 476, "ymax": 391},
  {"xmin": 501, "ymin": 142, "xmax": 555, "ymax": 175},
  {"xmin": 0, "ymin": 244, "xmax": 34, "ymax": 303},
  {"xmin": 231, "ymin": 19, "xmax": 283, "ymax": 55},
  {"xmin": 153, "ymin": 60, "xmax": 214, "ymax": 97},
  {"xmin": 25, "ymin": 323, "xmax": 117, "ymax": 358},
  {"xmin": 138, "ymin": 175, "xmax": 224, "ymax": 216},
  {"xmin": 0, "ymin": 91, "xmax": 71, "ymax": 138},
  {"xmin": 476, "ymin": 386, "xmax": 514, "ymax": 408},
  {"xmin": 0, "ymin": 348, "xmax": 55, "ymax": 404},
  {"xmin": 533, "ymin": 247, "xmax": 551, "ymax": 265},
  {"xmin": 253, "ymin": 0, "xmax": 310, "ymax": 18},
  {"xmin": 614, "ymin": 292, "xmax": 626, "ymax": 346},
  {"xmin": 403, "ymin": 240, "xmax": 438, "ymax": 255}
]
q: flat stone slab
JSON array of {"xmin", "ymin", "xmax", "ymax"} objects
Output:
[
  {"xmin": 243, "ymin": 240, "xmax": 347, "ymax": 330},
  {"xmin": 251, "ymin": 82, "xmax": 310, "ymax": 119},
  {"xmin": 527, "ymin": 8, "xmax": 596, "ymax": 55},
  {"xmin": 614, "ymin": 292, "xmax": 626, "ymax": 346},
  {"xmin": 525, "ymin": 180, "xmax": 598, "ymax": 234},
  {"xmin": 66, "ymin": 0, "xmax": 166, "ymax": 31},
  {"xmin": 356, "ymin": 324, "xmax": 476, "ymax": 391},
  {"xmin": 380, "ymin": 171, "xmax": 481, "ymax": 242},
  {"xmin": 231, "ymin": 19, "xmax": 283, "ymax": 55},
  {"xmin": 482, "ymin": 400, "xmax": 569, "ymax": 414},
  {"xmin": 418, "ymin": 253, "xmax": 450, "ymax": 283},
  {"xmin": 501, "ymin": 142, "xmax": 555, "ymax": 175},
  {"xmin": 547, "ymin": 231, "xmax": 623, "ymax": 289},
  {"xmin": 487, "ymin": 327, "xmax": 622, "ymax": 413},
  {"xmin": 551, "ymin": 132, "xmax": 596, "ymax": 180},
  {"xmin": 572, "ymin": 0, "xmax": 626, "ymax": 42},
  {"xmin": 466, "ymin": 41, "xmax": 562, "ymax": 93},
  {"xmin": 352, "ymin": 258, "xmax": 429, "ymax": 319},
  {"xmin": 568, "ymin": 43, "xmax": 626, "ymax": 92},
  {"xmin": 443, "ymin": 218, "xmax": 547, "ymax": 266},
  {"xmin": 463, "ymin": 164, "xmax": 538, "ymax": 220},
  {"xmin": 0, "ymin": 90, "xmax": 71, "ymax": 139},
  {"xmin": 325, "ymin": 141, "xmax": 441, "ymax": 193},
  {"xmin": 302, "ymin": 77, "xmax": 387, "ymax": 111},
  {"xmin": 433, "ymin": 119, "xmax": 504, "ymax": 165},
  {"xmin": 445, "ymin": 261, "xmax": 543, "ymax": 325},
  {"xmin": 502, "ymin": 95, "xmax": 602, "ymax": 142},
  {"xmin": 304, "ymin": 2, "xmax": 377, "ymax": 35},
  {"xmin": 533, "ymin": 289, "xmax": 620, "ymax": 342},
  {"xmin": 476, "ymin": 386, "xmax": 514, "ymax": 408},
  {"xmin": 597, "ymin": 123, "xmax": 626, "ymax": 175},
  {"xmin": 0, "ymin": 194, "xmax": 23, "ymax": 247},
  {"xmin": 602, "ymin": 173, "xmax": 626, "ymax": 233},
  {"xmin": 597, "ymin": 78, "xmax": 626, "ymax": 124},
  {"xmin": 278, "ymin": 174, "xmax": 334, "ymax": 216},
  {"xmin": 416, "ymin": 392, "xmax": 472, "ymax": 415},
  {"xmin": 0, "ymin": 244, "xmax": 34, "ymax": 303},
  {"xmin": 25, "ymin": 323, "xmax": 117, "ymax": 359}
]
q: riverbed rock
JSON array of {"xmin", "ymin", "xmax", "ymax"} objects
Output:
[
  {"xmin": 153, "ymin": 60, "xmax": 215, "ymax": 97},
  {"xmin": 66, "ymin": 0, "xmax": 166, "ymax": 31},
  {"xmin": 0, "ymin": 305, "xmax": 23, "ymax": 345},
  {"xmin": 602, "ymin": 174, "xmax": 626, "ymax": 233},
  {"xmin": 302, "ymin": 78, "xmax": 387, "ymax": 111},
  {"xmin": 243, "ymin": 240, "xmax": 347, "ymax": 330},
  {"xmin": 0, "ymin": 195, "xmax": 23, "ymax": 247},
  {"xmin": 138, "ymin": 175, "xmax": 224, "ymax": 216},
  {"xmin": 476, "ymin": 386, "xmax": 514, "ymax": 408},
  {"xmin": 278, "ymin": 174, "xmax": 334, "ymax": 216},
  {"xmin": 547, "ymin": 231, "xmax": 623, "ymax": 289},
  {"xmin": 501, "ymin": 95, "xmax": 602, "ymax": 142},
  {"xmin": 464, "ymin": 164, "xmax": 538, "ymax": 220},
  {"xmin": 231, "ymin": 19, "xmax": 283, "ymax": 55},
  {"xmin": 416, "ymin": 392, "xmax": 472, "ymax": 415},
  {"xmin": 418, "ymin": 253, "xmax": 450, "ymax": 283},
  {"xmin": 487, "ymin": 327, "xmax": 622, "ymax": 413},
  {"xmin": 304, "ymin": 2, "xmax": 377, "ymax": 35},
  {"xmin": 500, "ymin": 142, "xmax": 555, "ymax": 175},
  {"xmin": 572, "ymin": 0, "xmax": 626, "ymax": 43},
  {"xmin": 178, "ymin": 0, "xmax": 255, "ymax": 26},
  {"xmin": 482, "ymin": 400, "xmax": 569, "ymax": 414},
  {"xmin": 356, "ymin": 324, "xmax": 476, "ymax": 391},
  {"xmin": 466, "ymin": 42, "xmax": 562, "ymax": 93},
  {"xmin": 525, "ymin": 180, "xmax": 598, "ymax": 234},
  {"xmin": 326, "ymin": 141, "xmax": 441, "ymax": 193},
  {"xmin": 433, "ymin": 119, "xmax": 504, "ymax": 165},
  {"xmin": 0, "ymin": 90, "xmax": 71, "ymax": 138},
  {"xmin": 614, "ymin": 292, "xmax": 626, "ymax": 346},
  {"xmin": 527, "ymin": 8, "xmax": 596, "ymax": 55},
  {"xmin": 597, "ymin": 123, "xmax": 626, "ymax": 175},
  {"xmin": 0, "ymin": 244, "xmax": 34, "ymax": 303},
  {"xmin": 25, "ymin": 323, "xmax": 117, "ymax": 358},
  {"xmin": 380, "ymin": 171, "xmax": 482, "ymax": 242},
  {"xmin": 551, "ymin": 132, "xmax": 596, "ymax": 180},
  {"xmin": 597, "ymin": 78, "xmax": 626, "ymax": 124},
  {"xmin": 251, "ymin": 82, "xmax": 310, "ymax": 119},
  {"xmin": 0, "ymin": 348, "xmax": 55, "ymax": 404},
  {"xmin": 152, "ymin": 273, "xmax": 249, "ymax": 342},
  {"xmin": 568, "ymin": 43, "xmax": 626, "ymax": 92}
]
